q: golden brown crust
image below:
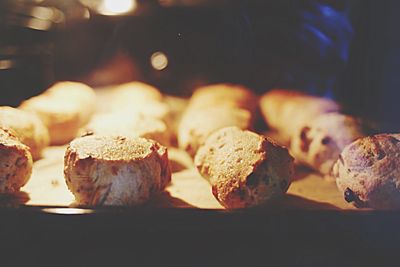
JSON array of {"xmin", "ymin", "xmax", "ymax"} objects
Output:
[
  {"xmin": 333, "ymin": 134, "xmax": 400, "ymax": 209},
  {"xmin": 0, "ymin": 128, "xmax": 33, "ymax": 192},
  {"xmin": 64, "ymin": 135, "xmax": 171, "ymax": 206},
  {"xmin": 260, "ymin": 89, "xmax": 340, "ymax": 142},
  {"xmin": 20, "ymin": 81, "xmax": 96, "ymax": 145},
  {"xmin": 290, "ymin": 113, "xmax": 365, "ymax": 176},
  {"xmin": 0, "ymin": 106, "xmax": 49, "ymax": 160},
  {"xmin": 195, "ymin": 127, "xmax": 294, "ymax": 209}
]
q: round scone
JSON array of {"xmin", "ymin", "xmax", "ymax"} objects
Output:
[
  {"xmin": 111, "ymin": 82, "xmax": 164, "ymax": 106},
  {"xmin": 0, "ymin": 128, "xmax": 33, "ymax": 192},
  {"xmin": 333, "ymin": 134, "xmax": 400, "ymax": 209},
  {"xmin": 195, "ymin": 127, "xmax": 294, "ymax": 209},
  {"xmin": 64, "ymin": 135, "xmax": 171, "ymax": 206},
  {"xmin": 0, "ymin": 106, "xmax": 49, "ymax": 160},
  {"xmin": 178, "ymin": 106, "xmax": 252, "ymax": 156},
  {"xmin": 188, "ymin": 83, "xmax": 258, "ymax": 114},
  {"xmin": 260, "ymin": 89, "xmax": 340, "ymax": 142},
  {"xmin": 290, "ymin": 113, "xmax": 365, "ymax": 176},
  {"xmin": 81, "ymin": 113, "xmax": 171, "ymax": 146},
  {"xmin": 20, "ymin": 81, "xmax": 96, "ymax": 145}
]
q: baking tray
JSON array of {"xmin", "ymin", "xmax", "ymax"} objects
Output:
[{"xmin": 1, "ymin": 87, "xmax": 397, "ymax": 267}]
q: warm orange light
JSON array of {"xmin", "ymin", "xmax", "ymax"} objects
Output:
[
  {"xmin": 150, "ymin": 52, "xmax": 169, "ymax": 70},
  {"xmin": 42, "ymin": 207, "xmax": 94, "ymax": 215},
  {"xmin": 98, "ymin": 0, "xmax": 137, "ymax": 15}
]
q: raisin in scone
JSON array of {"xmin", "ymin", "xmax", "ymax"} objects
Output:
[
  {"xmin": 333, "ymin": 134, "xmax": 400, "ymax": 209},
  {"xmin": 64, "ymin": 135, "xmax": 171, "ymax": 206},
  {"xmin": 260, "ymin": 89, "xmax": 340, "ymax": 142},
  {"xmin": 195, "ymin": 127, "xmax": 294, "ymax": 209},
  {"xmin": 20, "ymin": 81, "xmax": 96, "ymax": 145},
  {"xmin": 0, "ymin": 128, "xmax": 33, "ymax": 192},
  {"xmin": 290, "ymin": 113, "xmax": 365, "ymax": 176},
  {"xmin": 0, "ymin": 106, "xmax": 49, "ymax": 160}
]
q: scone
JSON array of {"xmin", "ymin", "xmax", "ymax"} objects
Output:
[
  {"xmin": 109, "ymin": 82, "xmax": 172, "ymax": 125},
  {"xmin": 260, "ymin": 89, "xmax": 340, "ymax": 142},
  {"xmin": 188, "ymin": 83, "xmax": 258, "ymax": 114},
  {"xmin": 110, "ymin": 82, "xmax": 164, "ymax": 106},
  {"xmin": 290, "ymin": 113, "xmax": 365, "ymax": 176},
  {"xmin": 64, "ymin": 135, "xmax": 171, "ymax": 206},
  {"xmin": 178, "ymin": 106, "xmax": 252, "ymax": 156},
  {"xmin": 0, "ymin": 128, "xmax": 33, "ymax": 192},
  {"xmin": 178, "ymin": 83, "xmax": 257, "ymax": 156},
  {"xmin": 333, "ymin": 134, "xmax": 400, "ymax": 209},
  {"xmin": 0, "ymin": 106, "xmax": 49, "ymax": 160},
  {"xmin": 81, "ymin": 112, "xmax": 171, "ymax": 146},
  {"xmin": 20, "ymin": 81, "xmax": 96, "ymax": 145},
  {"xmin": 195, "ymin": 127, "xmax": 294, "ymax": 209}
]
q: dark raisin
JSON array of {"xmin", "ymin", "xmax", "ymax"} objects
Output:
[
  {"xmin": 111, "ymin": 166, "xmax": 119, "ymax": 175},
  {"xmin": 321, "ymin": 137, "xmax": 331, "ymax": 145},
  {"xmin": 81, "ymin": 131, "xmax": 94, "ymax": 137},
  {"xmin": 388, "ymin": 136, "xmax": 400, "ymax": 145},
  {"xmin": 376, "ymin": 150, "xmax": 386, "ymax": 160},
  {"xmin": 344, "ymin": 188, "xmax": 356, "ymax": 203},
  {"xmin": 300, "ymin": 127, "xmax": 312, "ymax": 152}
]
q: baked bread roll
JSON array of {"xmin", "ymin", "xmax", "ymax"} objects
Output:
[
  {"xmin": 195, "ymin": 127, "xmax": 294, "ymax": 209},
  {"xmin": 111, "ymin": 82, "xmax": 163, "ymax": 105},
  {"xmin": 260, "ymin": 89, "xmax": 340, "ymax": 142},
  {"xmin": 290, "ymin": 113, "xmax": 365, "ymax": 176},
  {"xmin": 0, "ymin": 106, "xmax": 49, "ymax": 160},
  {"xmin": 333, "ymin": 134, "xmax": 400, "ymax": 209},
  {"xmin": 188, "ymin": 83, "xmax": 258, "ymax": 114},
  {"xmin": 178, "ymin": 83, "xmax": 256, "ymax": 156},
  {"xmin": 0, "ymin": 128, "xmax": 33, "ymax": 192},
  {"xmin": 81, "ymin": 112, "xmax": 171, "ymax": 146},
  {"xmin": 20, "ymin": 81, "xmax": 96, "ymax": 145},
  {"xmin": 109, "ymin": 82, "xmax": 172, "ymax": 125},
  {"xmin": 178, "ymin": 106, "xmax": 252, "ymax": 156},
  {"xmin": 64, "ymin": 135, "xmax": 171, "ymax": 206}
]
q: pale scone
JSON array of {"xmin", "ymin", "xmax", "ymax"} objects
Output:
[
  {"xmin": 333, "ymin": 134, "xmax": 400, "ymax": 209},
  {"xmin": 109, "ymin": 82, "xmax": 172, "ymax": 125},
  {"xmin": 110, "ymin": 82, "xmax": 164, "ymax": 106},
  {"xmin": 20, "ymin": 81, "xmax": 97, "ymax": 145},
  {"xmin": 290, "ymin": 113, "xmax": 365, "ymax": 176},
  {"xmin": 80, "ymin": 112, "xmax": 171, "ymax": 146},
  {"xmin": 260, "ymin": 89, "xmax": 340, "ymax": 142},
  {"xmin": 195, "ymin": 127, "xmax": 294, "ymax": 209},
  {"xmin": 0, "ymin": 106, "xmax": 49, "ymax": 160},
  {"xmin": 64, "ymin": 135, "xmax": 171, "ymax": 206},
  {"xmin": 178, "ymin": 106, "xmax": 252, "ymax": 156},
  {"xmin": 0, "ymin": 128, "xmax": 33, "ymax": 192},
  {"xmin": 188, "ymin": 83, "xmax": 258, "ymax": 114},
  {"xmin": 178, "ymin": 83, "xmax": 256, "ymax": 156}
]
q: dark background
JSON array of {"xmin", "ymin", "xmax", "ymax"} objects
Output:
[{"xmin": 0, "ymin": 0, "xmax": 399, "ymax": 130}]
